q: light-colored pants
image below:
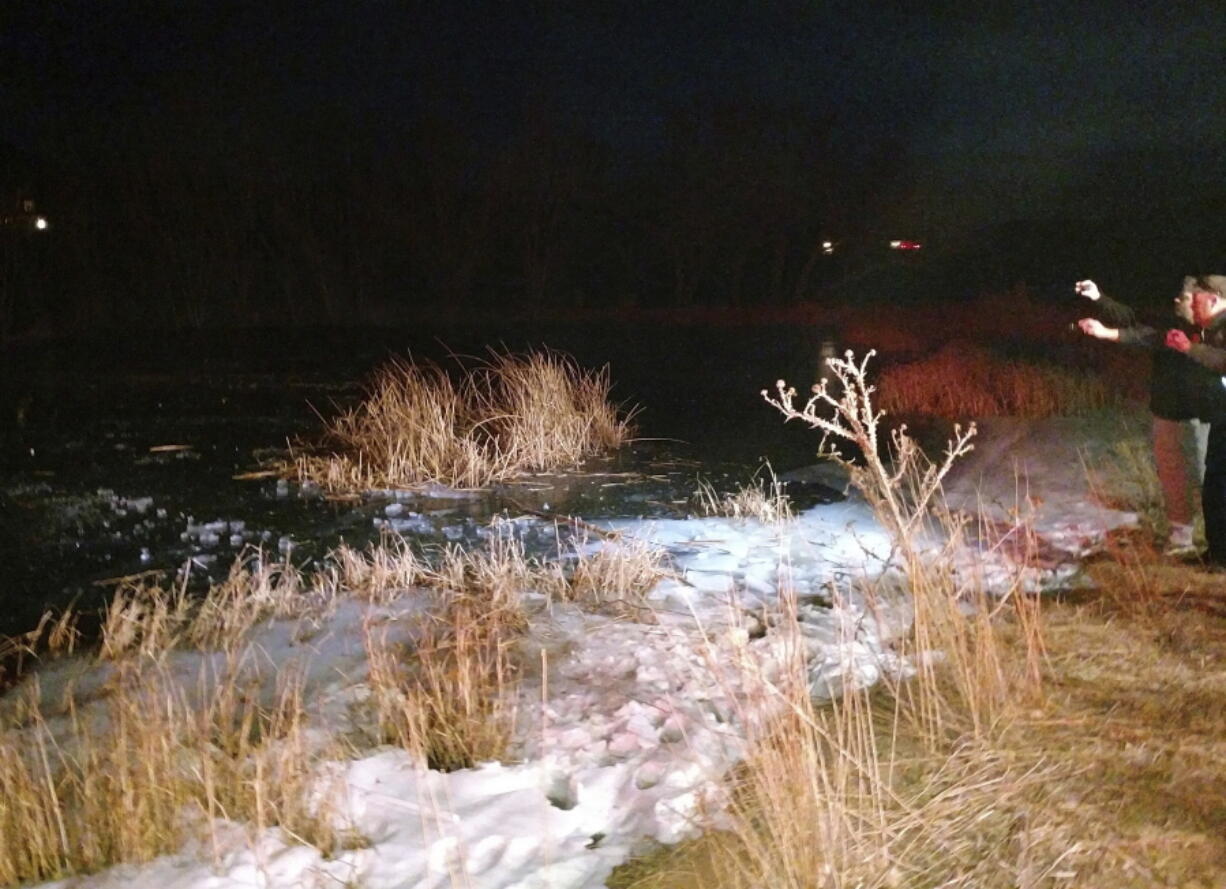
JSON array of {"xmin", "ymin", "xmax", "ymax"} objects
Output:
[{"xmin": 1152, "ymin": 416, "xmax": 1209, "ymax": 527}]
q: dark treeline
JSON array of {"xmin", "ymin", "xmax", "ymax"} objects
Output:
[
  {"xmin": 0, "ymin": 101, "xmax": 894, "ymax": 340},
  {"xmin": 0, "ymin": 99, "xmax": 918, "ymax": 341}
]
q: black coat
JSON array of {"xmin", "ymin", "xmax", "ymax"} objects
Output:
[
  {"xmin": 1095, "ymin": 294, "xmax": 1226, "ymax": 422},
  {"xmin": 1187, "ymin": 313, "xmax": 1226, "ymax": 375}
]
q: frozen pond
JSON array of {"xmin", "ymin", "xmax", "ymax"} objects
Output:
[
  {"xmin": 0, "ymin": 328, "xmax": 1149, "ymax": 889},
  {"xmin": 0, "ymin": 324, "xmax": 841, "ymax": 638}
]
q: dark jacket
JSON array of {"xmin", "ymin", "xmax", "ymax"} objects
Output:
[
  {"xmin": 1187, "ymin": 313, "xmax": 1226, "ymax": 375},
  {"xmin": 1095, "ymin": 293, "xmax": 1226, "ymax": 422}
]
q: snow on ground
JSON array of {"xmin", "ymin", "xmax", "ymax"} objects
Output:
[{"xmin": 14, "ymin": 417, "xmax": 1144, "ymax": 889}]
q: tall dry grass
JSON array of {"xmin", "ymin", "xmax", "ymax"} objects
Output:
[
  {"xmin": 0, "ymin": 651, "xmax": 349, "ymax": 887},
  {"xmin": 363, "ymin": 593, "xmax": 524, "ymax": 771},
  {"xmin": 293, "ymin": 348, "xmax": 635, "ymax": 491},
  {"xmin": 686, "ymin": 621, "xmax": 1059, "ymax": 889},
  {"xmin": 612, "ymin": 350, "xmax": 1059, "ymax": 889},
  {"xmin": 692, "ymin": 467, "xmax": 793, "ymax": 524},
  {"xmin": 765, "ymin": 349, "xmax": 1044, "ymax": 739},
  {"xmin": 876, "ymin": 341, "xmax": 1122, "ymax": 420}
]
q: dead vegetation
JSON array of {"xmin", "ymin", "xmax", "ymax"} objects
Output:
[
  {"xmin": 291, "ymin": 348, "xmax": 636, "ymax": 492},
  {"xmin": 614, "ymin": 350, "xmax": 1226, "ymax": 889},
  {"xmin": 876, "ymin": 340, "xmax": 1125, "ymax": 420}
]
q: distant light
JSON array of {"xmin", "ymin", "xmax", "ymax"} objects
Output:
[
  {"xmin": 821, "ymin": 240, "xmax": 834, "ymax": 255},
  {"xmin": 889, "ymin": 239, "xmax": 922, "ymax": 251},
  {"xmin": 889, "ymin": 240, "xmax": 902, "ymax": 249},
  {"xmin": 34, "ymin": 216, "xmax": 48, "ymax": 230}
]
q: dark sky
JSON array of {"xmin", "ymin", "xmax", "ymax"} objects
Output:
[{"xmin": 4, "ymin": 1, "xmax": 1226, "ymax": 237}]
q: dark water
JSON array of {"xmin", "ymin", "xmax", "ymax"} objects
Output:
[{"xmin": 0, "ymin": 324, "xmax": 840, "ymax": 638}]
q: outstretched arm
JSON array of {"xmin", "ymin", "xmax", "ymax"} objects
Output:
[
  {"xmin": 1076, "ymin": 279, "xmax": 1137, "ymax": 327},
  {"xmin": 1079, "ymin": 316, "xmax": 1160, "ymax": 347},
  {"xmin": 1077, "ymin": 318, "xmax": 1120, "ymax": 341}
]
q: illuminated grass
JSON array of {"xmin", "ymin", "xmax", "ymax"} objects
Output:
[
  {"xmin": 293, "ymin": 348, "xmax": 636, "ymax": 492},
  {"xmin": 614, "ymin": 352, "xmax": 1226, "ymax": 889},
  {"xmin": 876, "ymin": 341, "xmax": 1123, "ymax": 419},
  {"xmin": 692, "ymin": 469, "xmax": 793, "ymax": 524},
  {"xmin": 0, "ymin": 518, "xmax": 678, "ymax": 886}
]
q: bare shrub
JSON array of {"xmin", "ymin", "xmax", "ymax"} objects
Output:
[{"xmin": 764, "ymin": 349, "xmax": 1044, "ymax": 740}]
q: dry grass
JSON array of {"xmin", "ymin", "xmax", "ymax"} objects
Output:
[
  {"xmin": 363, "ymin": 592, "xmax": 524, "ymax": 771},
  {"xmin": 0, "ymin": 511, "xmax": 681, "ymax": 886},
  {"xmin": 356, "ymin": 525, "xmax": 533, "ymax": 769},
  {"xmin": 1001, "ymin": 595, "xmax": 1226, "ymax": 888},
  {"xmin": 617, "ymin": 351, "xmax": 1226, "ymax": 889},
  {"xmin": 89, "ymin": 550, "xmax": 333, "ymax": 663},
  {"xmin": 876, "ymin": 341, "xmax": 1122, "ymax": 420},
  {"xmin": 293, "ymin": 348, "xmax": 635, "ymax": 492},
  {"xmin": 0, "ymin": 652, "xmax": 349, "ymax": 887},
  {"xmin": 561, "ymin": 531, "xmax": 670, "ymax": 620},
  {"xmin": 693, "ymin": 469, "xmax": 793, "ymax": 524},
  {"xmin": 613, "ymin": 351, "xmax": 1056, "ymax": 888},
  {"xmin": 329, "ymin": 530, "xmax": 431, "ymax": 604}
]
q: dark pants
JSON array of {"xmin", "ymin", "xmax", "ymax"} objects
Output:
[{"xmin": 1203, "ymin": 422, "xmax": 1226, "ymax": 564}]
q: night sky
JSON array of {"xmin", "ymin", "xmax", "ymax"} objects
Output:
[
  {"xmin": 4, "ymin": 0, "xmax": 1226, "ymax": 335},
  {"xmin": 7, "ymin": 2, "xmax": 1226, "ymax": 233}
]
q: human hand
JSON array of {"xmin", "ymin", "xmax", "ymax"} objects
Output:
[
  {"xmin": 1166, "ymin": 329, "xmax": 1192, "ymax": 352},
  {"xmin": 1077, "ymin": 318, "xmax": 1109, "ymax": 338},
  {"xmin": 1074, "ymin": 280, "xmax": 1101, "ymax": 301}
]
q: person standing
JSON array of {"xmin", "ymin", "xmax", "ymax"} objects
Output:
[
  {"xmin": 1163, "ymin": 278, "xmax": 1226, "ymax": 567},
  {"xmin": 1076, "ymin": 277, "xmax": 1225, "ymax": 554}
]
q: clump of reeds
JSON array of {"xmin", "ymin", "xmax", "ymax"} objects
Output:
[
  {"xmin": 876, "ymin": 340, "xmax": 1121, "ymax": 419},
  {"xmin": 561, "ymin": 531, "xmax": 669, "ymax": 620},
  {"xmin": 0, "ymin": 650, "xmax": 347, "ymax": 887},
  {"xmin": 363, "ymin": 591, "xmax": 523, "ymax": 771},
  {"xmin": 293, "ymin": 348, "xmax": 635, "ymax": 492},
  {"xmin": 693, "ymin": 468, "xmax": 792, "ymax": 524}
]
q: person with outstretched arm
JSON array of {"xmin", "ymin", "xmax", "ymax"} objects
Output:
[
  {"xmin": 1076, "ymin": 277, "xmax": 1226, "ymax": 555},
  {"xmin": 1162, "ymin": 278, "xmax": 1226, "ymax": 568}
]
